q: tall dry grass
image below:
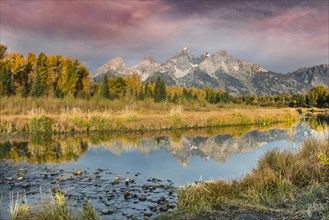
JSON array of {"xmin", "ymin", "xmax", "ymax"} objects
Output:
[
  {"xmin": 0, "ymin": 96, "xmax": 299, "ymax": 133},
  {"xmin": 178, "ymin": 137, "xmax": 329, "ymax": 219}
]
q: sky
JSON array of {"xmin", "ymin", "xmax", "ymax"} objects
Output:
[{"xmin": 1, "ymin": 0, "xmax": 328, "ymax": 74}]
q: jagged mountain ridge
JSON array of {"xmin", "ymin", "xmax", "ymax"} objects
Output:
[
  {"xmin": 131, "ymin": 56, "xmax": 159, "ymax": 81},
  {"xmin": 93, "ymin": 57, "xmax": 131, "ymax": 81},
  {"xmin": 288, "ymin": 64, "xmax": 329, "ymax": 88},
  {"xmin": 93, "ymin": 46, "xmax": 329, "ymax": 96}
]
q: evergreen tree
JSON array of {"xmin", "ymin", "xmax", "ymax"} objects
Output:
[
  {"xmin": 36, "ymin": 53, "xmax": 49, "ymax": 92},
  {"xmin": 172, "ymin": 93, "xmax": 179, "ymax": 104},
  {"xmin": 30, "ymin": 73, "xmax": 45, "ymax": 97},
  {"xmin": 137, "ymin": 86, "xmax": 144, "ymax": 100},
  {"xmin": 100, "ymin": 75, "xmax": 110, "ymax": 99},
  {"xmin": 75, "ymin": 64, "xmax": 90, "ymax": 94},
  {"xmin": 144, "ymin": 82, "xmax": 152, "ymax": 98},
  {"xmin": 154, "ymin": 76, "xmax": 166, "ymax": 102},
  {"xmin": 0, "ymin": 62, "xmax": 15, "ymax": 96},
  {"xmin": 20, "ymin": 62, "xmax": 32, "ymax": 97},
  {"xmin": 54, "ymin": 85, "xmax": 64, "ymax": 99}
]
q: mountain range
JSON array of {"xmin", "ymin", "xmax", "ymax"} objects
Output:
[{"xmin": 93, "ymin": 46, "xmax": 329, "ymax": 96}]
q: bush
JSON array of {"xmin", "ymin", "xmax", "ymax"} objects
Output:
[
  {"xmin": 89, "ymin": 115, "xmax": 113, "ymax": 131},
  {"xmin": 28, "ymin": 116, "xmax": 52, "ymax": 133}
]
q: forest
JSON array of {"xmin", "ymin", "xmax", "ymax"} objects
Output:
[{"xmin": 0, "ymin": 44, "xmax": 328, "ymax": 108}]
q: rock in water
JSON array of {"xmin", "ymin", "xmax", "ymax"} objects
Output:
[{"xmin": 73, "ymin": 170, "xmax": 82, "ymax": 176}]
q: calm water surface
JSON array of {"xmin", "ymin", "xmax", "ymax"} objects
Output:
[{"xmin": 57, "ymin": 123, "xmax": 329, "ymax": 185}]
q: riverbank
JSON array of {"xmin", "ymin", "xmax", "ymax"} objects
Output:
[
  {"xmin": 175, "ymin": 137, "xmax": 329, "ymax": 219},
  {"xmin": 0, "ymin": 97, "xmax": 299, "ymax": 133}
]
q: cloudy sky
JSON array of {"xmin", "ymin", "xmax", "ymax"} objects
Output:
[{"xmin": 1, "ymin": 0, "xmax": 328, "ymax": 74}]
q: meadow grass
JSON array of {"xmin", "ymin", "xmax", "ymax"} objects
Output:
[
  {"xmin": 177, "ymin": 137, "xmax": 329, "ymax": 219},
  {"xmin": 0, "ymin": 96, "xmax": 299, "ymax": 134}
]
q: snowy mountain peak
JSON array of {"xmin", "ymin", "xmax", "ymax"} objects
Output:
[
  {"xmin": 108, "ymin": 56, "xmax": 125, "ymax": 64},
  {"xmin": 142, "ymin": 55, "xmax": 156, "ymax": 62},
  {"xmin": 197, "ymin": 52, "xmax": 211, "ymax": 63},
  {"xmin": 181, "ymin": 45, "xmax": 190, "ymax": 52},
  {"xmin": 93, "ymin": 56, "xmax": 130, "ymax": 80},
  {"xmin": 106, "ymin": 57, "xmax": 128, "ymax": 70},
  {"xmin": 203, "ymin": 52, "xmax": 211, "ymax": 58},
  {"xmin": 158, "ymin": 45, "xmax": 199, "ymax": 78},
  {"xmin": 213, "ymin": 50, "xmax": 230, "ymax": 58},
  {"xmin": 132, "ymin": 56, "xmax": 159, "ymax": 81}
]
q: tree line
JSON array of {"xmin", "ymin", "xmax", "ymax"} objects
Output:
[
  {"xmin": 0, "ymin": 45, "xmax": 90, "ymax": 98},
  {"xmin": 1, "ymin": 44, "xmax": 328, "ymax": 108}
]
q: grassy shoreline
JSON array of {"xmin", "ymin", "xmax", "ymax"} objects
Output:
[
  {"xmin": 175, "ymin": 137, "xmax": 329, "ymax": 219},
  {"xmin": 0, "ymin": 97, "xmax": 299, "ymax": 134}
]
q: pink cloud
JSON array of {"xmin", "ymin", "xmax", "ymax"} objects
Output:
[
  {"xmin": 1, "ymin": 0, "xmax": 182, "ymax": 42},
  {"xmin": 242, "ymin": 6, "xmax": 329, "ymax": 51},
  {"xmin": 258, "ymin": 7, "xmax": 327, "ymax": 33}
]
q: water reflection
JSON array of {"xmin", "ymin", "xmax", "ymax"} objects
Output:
[
  {"xmin": 0, "ymin": 116, "xmax": 327, "ymax": 167},
  {"xmin": 0, "ymin": 135, "xmax": 89, "ymax": 163},
  {"xmin": 303, "ymin": 114, "xmax": 329, "ymax": 132}
]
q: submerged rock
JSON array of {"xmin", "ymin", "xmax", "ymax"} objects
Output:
[
  {"xmin": 101, "ymin": 209, "xmax": 113, "ymax": 215},
  {"xmin": 149, "ymin": 205, "xmax": 157, "ymax": 212},
  {"xmin": 124, "ymin": 191, "xmax": 131, "ymax": 199},
  {"xmin": 144, "ymin": 212, "xmax": 152, "ymax": 217},
  {"xmin": 138, "ymin": 195, "xmax": 147, "ymax": 201},
  {"xmin": 159, "ymin": 205, "xmax": 168, "ymax": 212}
]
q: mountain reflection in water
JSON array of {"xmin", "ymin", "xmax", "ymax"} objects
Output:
[{"xmin": 1, "ymin": 116, "xmax": 327, "ymax": 167}]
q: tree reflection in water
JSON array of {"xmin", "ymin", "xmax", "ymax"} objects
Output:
[{"xmin": 0, "ymin": 116, "xmax": 327, "ymax": 166}]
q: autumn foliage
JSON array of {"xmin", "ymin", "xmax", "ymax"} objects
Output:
[{"xmin": 0, "ymin": 45, "xmax": 90, "ymax": 98}]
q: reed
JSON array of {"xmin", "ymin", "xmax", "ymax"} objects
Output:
[{"xmin": 9, "ymin": 191, "xmax": 100, "ymax": 220}]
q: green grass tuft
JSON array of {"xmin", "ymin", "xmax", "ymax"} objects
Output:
[
  {"xmin": 9, "ymin": 191, "xmax": 100, "ymax": 220},
  {"xmin": 28, "ymin": 116, "xmax": 52, "ymax": 133}
]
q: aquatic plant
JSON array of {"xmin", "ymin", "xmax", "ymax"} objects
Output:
[{"xmin": 9, "ymin": 191, "xmax": 100, "ymax": 220}]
